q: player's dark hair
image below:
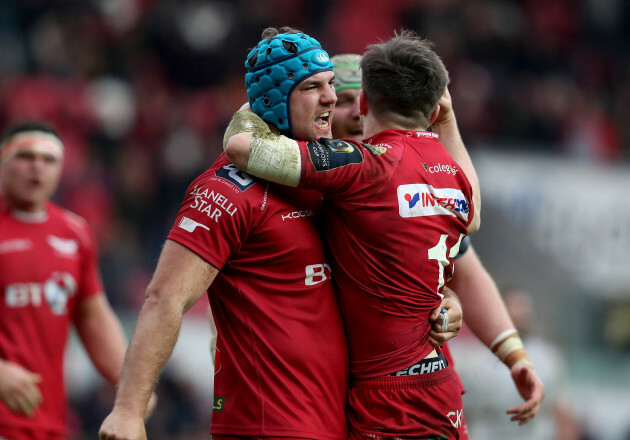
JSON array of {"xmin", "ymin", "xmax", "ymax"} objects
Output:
[
  {"xmin": 247, "ymin": 27, "xmax": 304, "ymax": 67},
  {"xmin": 261, "ymin": 26, "xmax": 302, "ymax": 40},
  {"xmin": 361, "ymin": 29, "xmax": 449, "ymax": 128},
  {"xmin": 2, "ymin": 120, "xmax": 60, "ymax": 143}
]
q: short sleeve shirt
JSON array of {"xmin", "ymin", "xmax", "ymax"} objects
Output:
[
  {"xmin": 167, "ymin": 154, "xmax": 348, "ymax": 439},
  {"xmin": 296, "ymin": 131, "xmax": 474, "ymax": 378},
  {"xmin": 0, "ymin": 200, "xmax": 103, "ymax": 435}
]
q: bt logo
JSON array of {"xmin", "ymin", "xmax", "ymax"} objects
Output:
[
  {"xmin": 305, "ymin": 264, "xmax": 331, "ymax": 286},
  {"xmin": 5, "ymin": 272, "xmax": 77, "ymax": 315}
]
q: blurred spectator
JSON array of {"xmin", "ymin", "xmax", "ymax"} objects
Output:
[
  {"xmin": 1, "ymin": 0, "xmax": 628, "ymax": 436},
  {"xmin": 454, "ymin": 288, "xmax": 588, "ymax": 440}
]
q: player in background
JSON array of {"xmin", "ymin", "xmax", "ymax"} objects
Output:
[
  {"xmin": 0, "ymin": 120, "xmax": 154, "ymax": 440},
  {"xmin": 330, "ymin": 54, "xmax": 545, "ymax": 435},
  {"xmin": 459, "ymin": 288, "xmax": 579, "ymax": 439},
  {"xmin": 99, "ymin": 27, "xmax": 350, "ymax": 440},
  {"xmin": 225, "ymin": 30, "xmax": 481, "ymax": 439}
]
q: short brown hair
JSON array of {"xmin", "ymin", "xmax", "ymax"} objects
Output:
[
  {"xmin": 260, "ymin": 26, "xmax": 302, "ymax": 41},
  {"xmin": 361, "ymin": 29, "xmax": 449, "ymax": 127}
]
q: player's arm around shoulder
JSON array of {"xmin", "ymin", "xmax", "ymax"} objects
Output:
[
  {"xmin": 99, "ymin": 240, "xmax": 219, "ymax": 440},
  {"xmin": 223, "ymin": 108, "xmax": 302, "ymax": 187},
  {"xmin": 467, "ymin": 185, "xmax": 481, "ymax": 235},
  {"xmin": 432, "ymin": 89, "xmax": 481, "ymax": 235}
]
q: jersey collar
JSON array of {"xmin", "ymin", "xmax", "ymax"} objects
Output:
[{"xmin": 365, "ymin": 129, "xmax": 440, "ymax": 145}]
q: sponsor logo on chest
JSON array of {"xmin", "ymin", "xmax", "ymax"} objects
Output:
[
  {"xmin": 0, "ymin": 238, "xmax": 32, "ymax": 254},
  {"xmin": 4, "ymin": 272, "xmax": 77, "ymax": 315},
  {"xmin": 281, "ymin": 209, "xmax": 315, "ymax": 221},
  {"xmin": 47, "ymin": 235, "xmax": 79, "ymax": 256},
  {"xmin": 422, "ymin": 162, "xmax": 459, "ymax": 176},
  {"xmin": 188, "ymin": 185, "xmax": 238, "ymax": 223},
  {"xmin": 397, "ymin": 184, "xmax": 469, "ymax": 221}
]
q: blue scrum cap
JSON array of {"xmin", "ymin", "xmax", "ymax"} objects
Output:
[{"xmin": 245, "ymin": 32, "xmax": 333, "ymax": 133}]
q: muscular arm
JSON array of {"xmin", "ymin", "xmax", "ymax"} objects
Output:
[
  {"xmin": 448, "ymin": 246, "xmax": 545, "ymax": 425},
  {"xmin": 448, "ymin": 247, "xmax": 514, "ymax": 347},
  {"xmin": 224, "ymin": 111, "xmax": 303, "ymax": 187},
  {"xmin": 74, "ymin": 294, "xmax": 127, "ymax": 386},
  {"xmin": 99, "ymin": 240, "xmax": 218, "ymax": 440},
  {"xmin": 432, "ymin": 88, "xmax": 481, "ymax": 234}
]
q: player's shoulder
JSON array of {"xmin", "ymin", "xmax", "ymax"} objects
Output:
[
  {"xmin": 48, "ymin": 203, "xmax": 95, "ymax": 247},
  {"xmin": 49, "ymin": 202, "xmax": 86, "ymax": 227},
  {"xmin": 185, "ymin": 154, "xmax": 267, "ymax": 210},
  {"xmin": 302, "ymin": 137, "xmax": 392, "ymax": 172}
]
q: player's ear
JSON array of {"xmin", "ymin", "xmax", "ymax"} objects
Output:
[
  {"xmin": 428, "ymin": 105, "xmax": 440, "ymax": 126},
  {"xmin": 359, "ymin": 90, "xmax": 368, "ymax": 116}
]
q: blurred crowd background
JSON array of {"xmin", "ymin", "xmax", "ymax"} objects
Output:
[{"xmin": 1, "ymin": 0, "xmax": 629, "ymax": 439}]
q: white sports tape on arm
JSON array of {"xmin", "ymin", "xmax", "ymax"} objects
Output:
[
  {"xmin": 491, "ymin": 331, "xmax": 534, "ymax": 369},
  {"xmin": 223, "ymin": 109, "xmax": 271, "ymax": 150},
  {"xmin": 490, "ymin": 329, "xmax": 518, "ymax": 351},
  {"xmin": 247, "ymin": 133, "xmax": 301, "ymax": 187}
]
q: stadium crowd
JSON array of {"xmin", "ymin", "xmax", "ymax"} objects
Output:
[{"xmin": 1, "ymin": 0, "xmax": 628, "ymax": 438}]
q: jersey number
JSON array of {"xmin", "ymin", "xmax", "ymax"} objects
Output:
[
  {"xmin": 215, "ymin": 164, "xmax": 256, "ymax": 191},
  {"xmin": 428, "ymin": 234, "xmax": 464, "ymax": 296}
]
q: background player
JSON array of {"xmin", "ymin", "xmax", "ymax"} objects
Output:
[
  {"xmin": 0, "ymin": 120, "xmax": 155, "ymax": 440},
  {"xmin": 331, "ymin": 53, "xmax": 545, "ymax": 433}
]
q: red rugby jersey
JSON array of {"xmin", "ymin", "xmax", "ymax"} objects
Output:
[
  {"xmin": 0, "ymin": 199, "xmax": 103, "ymax": 436},
  {"xmin": 297, "ymin": 130, "xmax": 474, "ymax": 379},
  {"xmin": 167, "ymin": 154, "xmax": 348, "ymax": 439}
]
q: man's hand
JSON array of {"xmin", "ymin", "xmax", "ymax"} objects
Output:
[
  {"xmin": 0, "ymin": 360, "xmax": 43, "ymax": 417},
  {"xmin": 428, "ymin": 287, "xmax": 463, "ymax": 346},
  {"xmin": 506, "ymin": 361, "xmax": 546, "ymax": 425},
  {"xmin": 433, "ymin": 87, "xmax": 455, "ymax": 127},
  {"xmin": 99, "ymin": 411, "xmax": 146, "ymax": 440}
]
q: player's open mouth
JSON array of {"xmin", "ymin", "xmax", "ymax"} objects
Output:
[
  {"xmin": 315, "ymin": 111, "xmax": 330, "ymax": 129},
  {"xmin": 28, "ymin": 178, "xmax": 42, "ymax": 188}
]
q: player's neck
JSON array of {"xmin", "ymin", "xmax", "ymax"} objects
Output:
[
  {"xmin": 4, "ymin": 197, "xmax": 50, "ymax": 222},
  {"xmin": 362, "ymin": 114, "xmax": 428, "ymax": 140},
  {"xmin": 11, "ymin": 207, "xmax": 49, "ymax": 223}
]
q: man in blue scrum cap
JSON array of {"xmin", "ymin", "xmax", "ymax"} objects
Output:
[{"xmin": 99, "ymin": 27, "xmax": 349, "ymax": 440}]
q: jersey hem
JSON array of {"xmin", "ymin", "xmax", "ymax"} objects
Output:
[{"xmin": 211, "ymin": 425, "xmax": 347, "ymax": 440}]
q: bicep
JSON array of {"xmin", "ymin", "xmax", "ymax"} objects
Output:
[{"xmin": 148, "ymin": 239, "xmax": 219, "ymax": 313}]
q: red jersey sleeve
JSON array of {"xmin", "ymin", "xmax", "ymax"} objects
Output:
[
  {"xmin": 64, "ymin": 211, "xmax": 104, "ymax": 299},
  {"xmin": 167, "ymin": 159, "xmax": 259, "ymax": 270},
  {"xmin": 297, "ymin": 138, "xmax": 400, "ymax": 201}
]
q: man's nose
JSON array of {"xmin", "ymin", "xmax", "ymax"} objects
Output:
[
  {"xmin": 322, "ymin": 86, "xmax": 337, "ymax": 105},
  {"xmin": 31, "ymin": 157, "xmax": 47, "ymax": 171}
]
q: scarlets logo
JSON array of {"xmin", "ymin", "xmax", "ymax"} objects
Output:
[{"xmin": 47, "ymin": 235, "xmax": 78, "ymax": 256}]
